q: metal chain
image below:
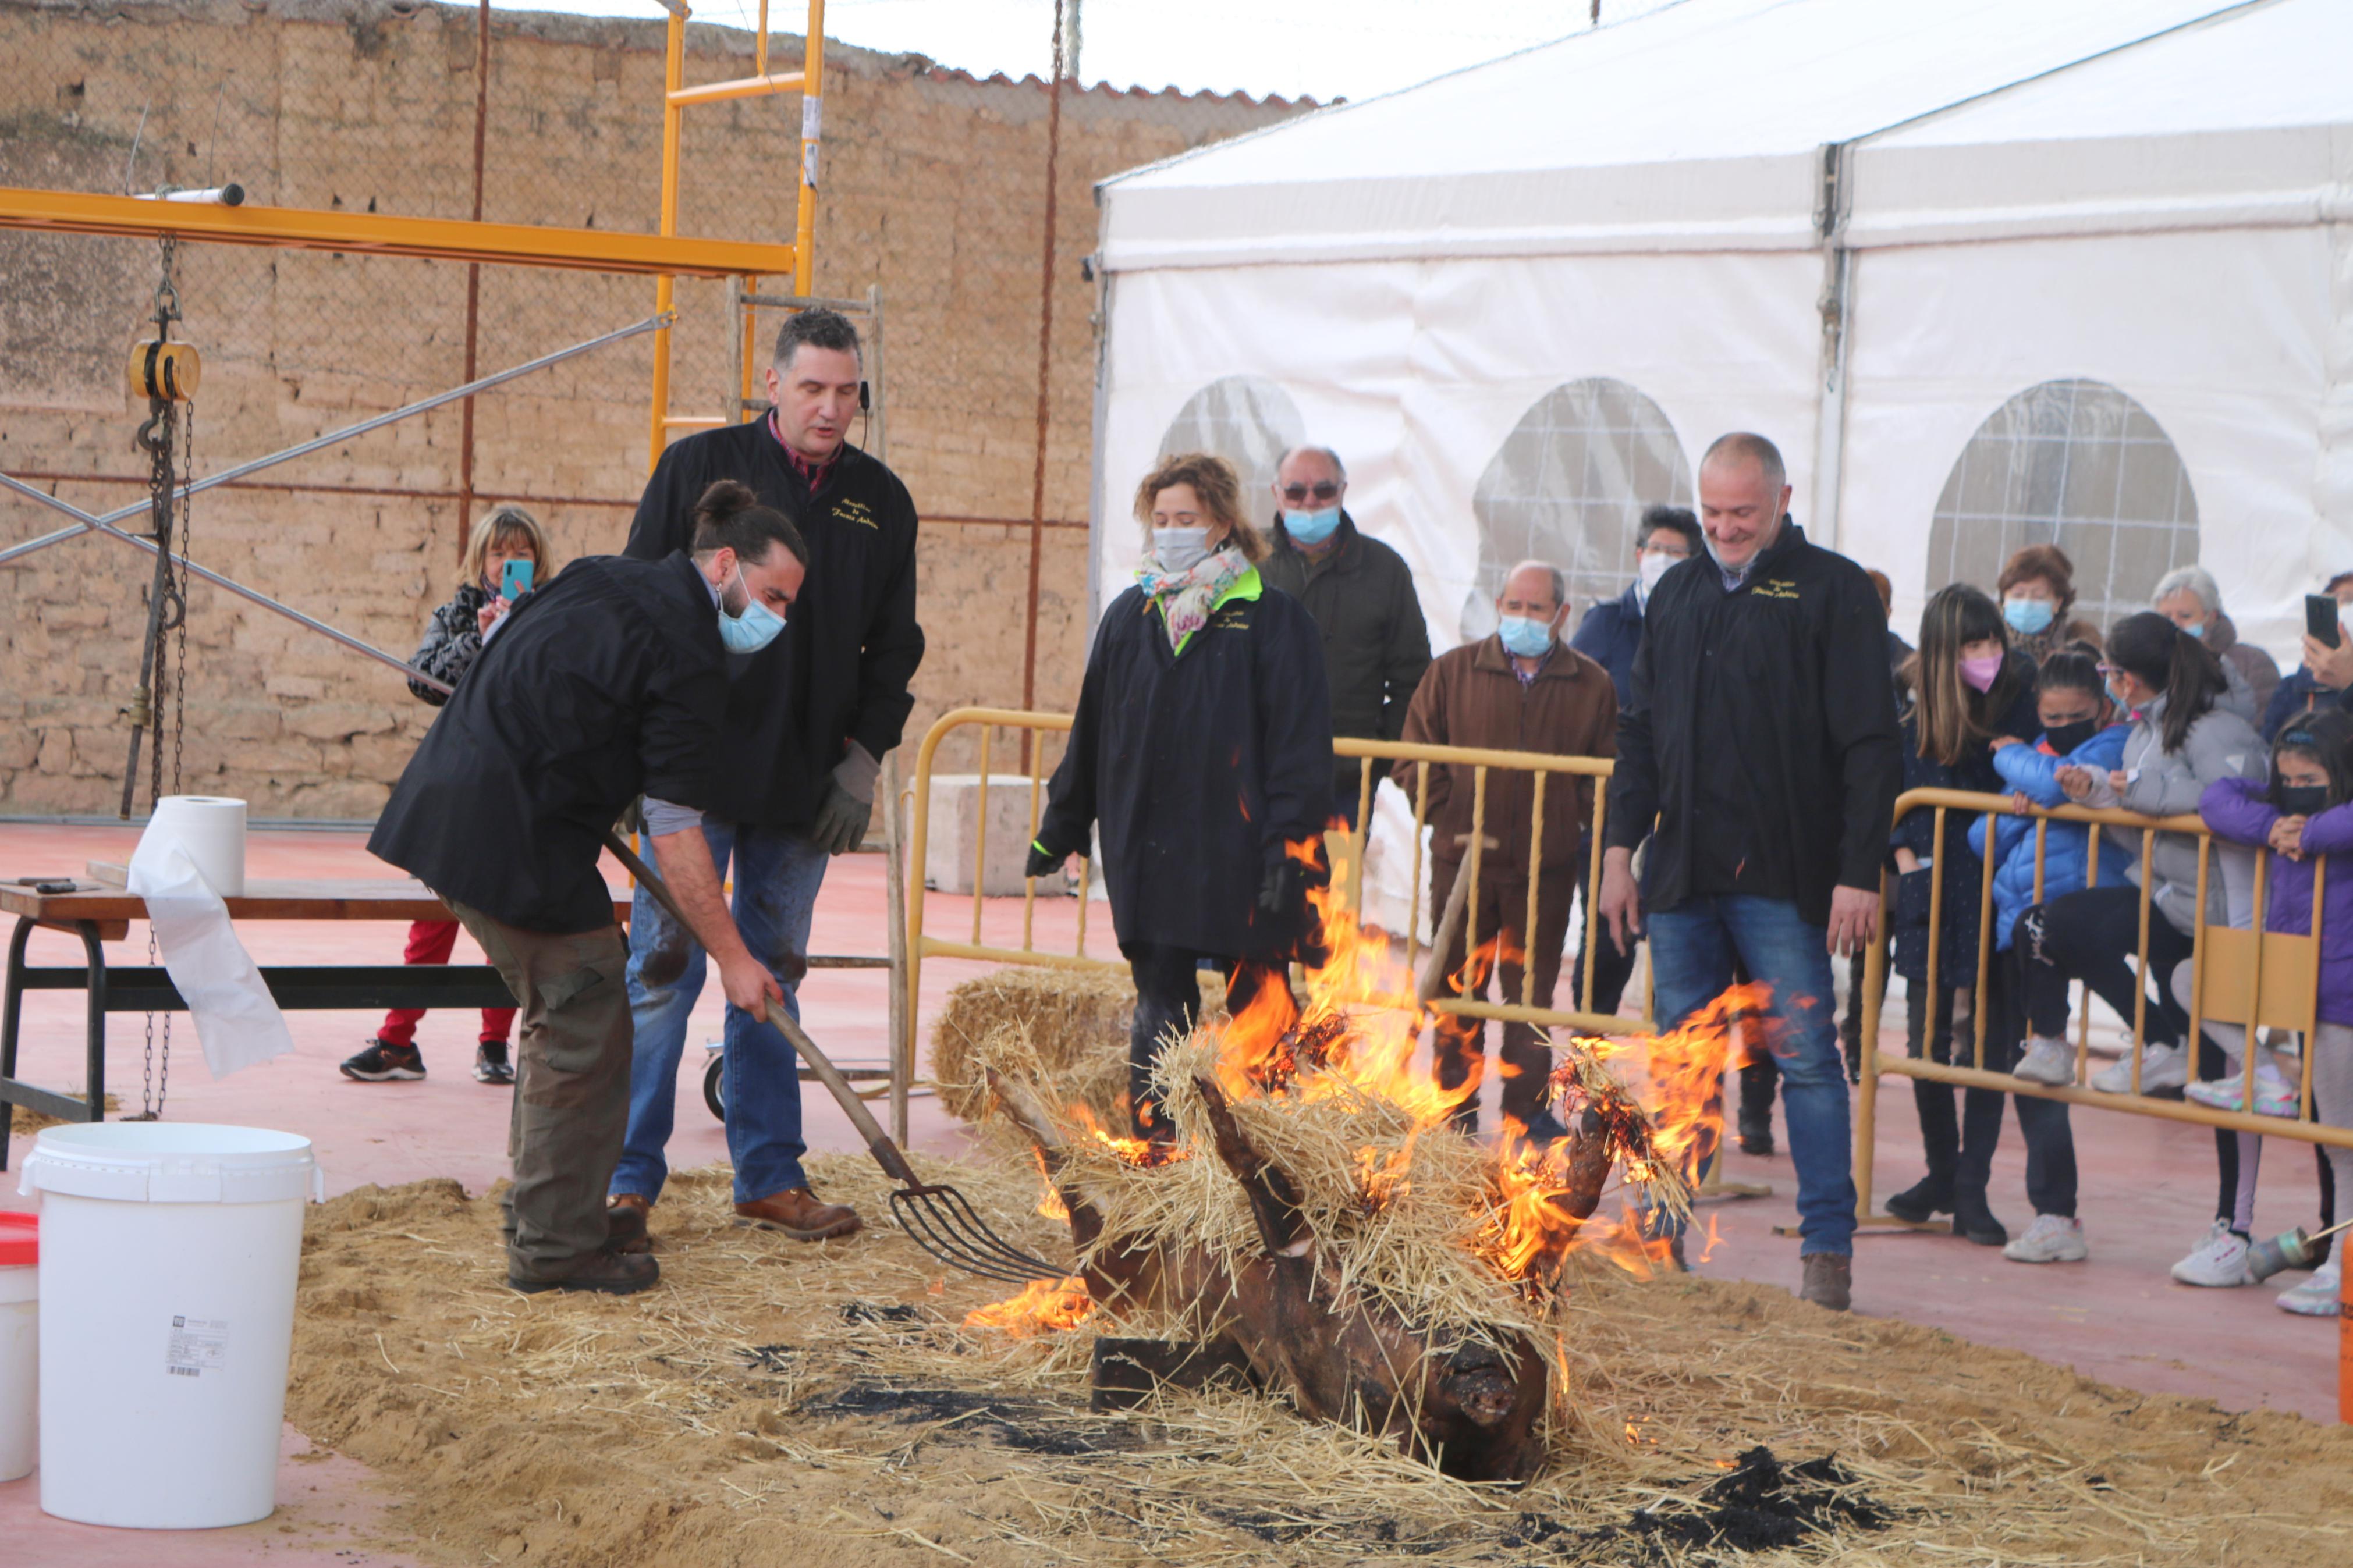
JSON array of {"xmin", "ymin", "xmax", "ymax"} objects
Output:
[{"xmin": 132, "ymin": 235, "xmax": 189, "ymax": 1123}]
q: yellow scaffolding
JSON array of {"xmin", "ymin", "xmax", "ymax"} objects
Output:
[
  {"xmin": 0, "ymin": 1, "xmax": 831, "ymax": 478},
  {"xmin": 649, "ymin": 0, "xmax": 828, "ymax": 467}
]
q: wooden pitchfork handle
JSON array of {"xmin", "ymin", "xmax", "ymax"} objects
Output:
[
  {"xmin": 1414, "ymin": 831, "xmax": 1500, "ymax": 1009},
  {"xmin": 602, "ymin": 829, "xmax": 921, "ymax": 1186}
]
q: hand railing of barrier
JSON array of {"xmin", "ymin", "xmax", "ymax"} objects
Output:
[{"xmin": 1856, "ymin": 785, "xmax": 2353, "ymax": 1228}]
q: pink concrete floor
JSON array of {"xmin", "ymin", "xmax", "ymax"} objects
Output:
[{"xmin": 1, "ymin": 822, "xmax": 2341, "ymax": 1563}]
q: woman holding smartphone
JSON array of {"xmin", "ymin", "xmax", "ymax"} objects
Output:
[{"xmin": 342, "ymin": 504, "xmax": 553, "ymax": 1085}]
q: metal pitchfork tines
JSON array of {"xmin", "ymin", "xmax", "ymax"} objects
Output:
[{"xmin": 604, "ymin": 831, "xmax": 1066, "ymax": 1285}]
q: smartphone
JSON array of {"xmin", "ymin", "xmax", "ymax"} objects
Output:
[
  {"xmin": 2308, "ymin": 593, "xmax": 2341, "ymax": 649},
  {"xmin": 501, "ymin": 559, "xmax": 535, "ymax": 600}
]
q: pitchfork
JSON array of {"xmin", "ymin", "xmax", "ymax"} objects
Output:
[{"xmin": 603, "ymin": 831, "xmax": 1066, "ymax": 1284}]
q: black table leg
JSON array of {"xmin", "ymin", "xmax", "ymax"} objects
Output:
[
  {"xmin": 1, "ymin": 918, "xmax": 111, "ymax": 1171},
  {"xmin": 77, "ymin": 921, "xmax": 106, "ymax": 1124},
  {"xmin": 1, "ymin": 917, "xmax": 30, "ymax": 1172}
]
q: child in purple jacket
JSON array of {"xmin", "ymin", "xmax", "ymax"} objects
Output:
[{"xmin": 2180, "ymin": 710, "xmax": 2353, "ymax": 1314}]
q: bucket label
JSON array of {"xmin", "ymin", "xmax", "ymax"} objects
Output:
[{"xmin": 165, "ymin": 1314, "xmax": 229, "ymax": 1378}]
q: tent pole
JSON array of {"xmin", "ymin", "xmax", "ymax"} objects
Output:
[{"xmin": 1810, "ymin": 140, "xmax": 1855, "ymax": 554}]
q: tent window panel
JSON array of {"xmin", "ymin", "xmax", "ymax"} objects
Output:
[
  {"xmin": 1466, "ymin": 376, "xmax": 1692, "ymax": 643},
  {"xmin": 1925, "ymin": 378, "xmax": 2199, "ymax": 635},
  {"xmin": 1155, "ymin": 375, "xmax": 1307, "ymax": 513}
]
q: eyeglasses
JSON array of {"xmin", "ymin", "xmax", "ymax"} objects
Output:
[{"xmin": 1279, "ymin": 481, "xmax": 1342, "ymax": 504}]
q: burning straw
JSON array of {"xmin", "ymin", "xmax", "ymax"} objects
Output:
[{"xmin": 960, "ymin": 849, "xmax": 1752, "ymax": 1365}]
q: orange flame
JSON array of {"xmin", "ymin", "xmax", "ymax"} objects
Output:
[
  {"xmin": 1030, "ymin": 1148, "xmax": 1070, "ymax": 1224},
  {"xmin": 1133, "ymin": 831, "xmax": 1764, "ymax": 1290},
  {"xmin": 963, "ymin": 1275, "xmax": 1094, "ymax": 1336},
  {"xmin": 1068, "ymin": 1101, "xmax": 1190, "ymax": 1167}
]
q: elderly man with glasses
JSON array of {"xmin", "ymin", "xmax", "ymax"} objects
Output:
[{"xmin": 1258, "ymin": 445, "xmax": 1432, "ymax": 828}]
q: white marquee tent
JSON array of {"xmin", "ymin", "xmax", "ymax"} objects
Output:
[{"xmin": 1087, "ymin": 0, "xmax": 2353, "ymax": 666}]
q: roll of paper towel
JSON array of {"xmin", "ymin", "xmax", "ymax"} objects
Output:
[{"xmin": 144, "ymin": 795, "xmax": 247, "ymax": 897}]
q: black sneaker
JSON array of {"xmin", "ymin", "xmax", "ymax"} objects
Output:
[
  {"xmin": 474, "ymin": 1042, "xmax": 517, "ymax": 1085},
  {"xmin": 341, "ymin": 1039, "xmax": 425, "ymax": 1082}
]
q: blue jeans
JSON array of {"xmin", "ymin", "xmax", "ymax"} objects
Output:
[
  {"xmin": 1649, "ymin": 895, "xmax": 1857, "ymax": 1256},
  {"xmin": 611, "ymin": 819, "xmax": 828, "ymax": 1205}
]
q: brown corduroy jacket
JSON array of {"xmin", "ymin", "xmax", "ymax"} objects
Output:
[{"xmin": 1400, "ymin": 635, "xmax": 1617, "ymax": 874}]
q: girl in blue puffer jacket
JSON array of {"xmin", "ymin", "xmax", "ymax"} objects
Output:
[{"xmin": 1970, "ymin": 651, "xmax": 2133, "ymax": 950}]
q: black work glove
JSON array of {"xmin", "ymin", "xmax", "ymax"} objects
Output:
[
  {"xmin": 1258, "ymin": 842, "xmax": 1332, "ymax": 968},
  {"xmin": 810, "ymin": 778, "xmax": 872, "ymax": 855},
  {"xmin": 1258, "ymin": 855, "xmax": 1307, "ymax": 924},
  {"xmin": 1026, "ymin": 840, "xmax": 1063, "ymax": 880},
  {"xmin": 810, "ymin": 742, "xmax": 880, "ymax": 855}
]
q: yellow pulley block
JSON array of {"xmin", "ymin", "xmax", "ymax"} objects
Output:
[{"xmin": 127, "ymin": 338, "xmax": 202, "ymax": 402}]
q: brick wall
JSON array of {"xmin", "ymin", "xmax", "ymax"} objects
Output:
[{"xmin": 0, "ymin": 0, "xmax": 1305, "ymax": 815}]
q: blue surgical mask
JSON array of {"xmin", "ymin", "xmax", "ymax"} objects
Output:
[
  {"xmin": 2181, "ymin": 617, "xmax": 2209, "ymax": 640},
  {"xmin": 1283, "ymin": 506, "xmax": 1341, "ymax": 546},
  {"xmin": 718, "ymin": 564, "xmax": 786, "ymax": 653},
  {"xmin": 1498, "ymin": 614, "xmax": 1553, "ymax": 658},
  {"xmin": 2003, "ymin": 596, "xmax": 2054, "ymax": 635}
]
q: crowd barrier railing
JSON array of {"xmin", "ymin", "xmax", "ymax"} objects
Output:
[
  {"xmin": 1855, "ymin": 785, "xmax": 2353, "ymax": 1228},
  {"xmin": 900, "ymin": 709, "xmax": 1659, "ymax": 1108}
]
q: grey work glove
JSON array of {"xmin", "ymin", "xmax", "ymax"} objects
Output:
[{"xmin": 810, "ymin": 741, "xmax": 879, "ymax": 855}]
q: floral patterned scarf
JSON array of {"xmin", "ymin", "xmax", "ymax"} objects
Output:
[{"xmin": 1135, "ymin": 545, "xmax": 1248, "ymax": 654}]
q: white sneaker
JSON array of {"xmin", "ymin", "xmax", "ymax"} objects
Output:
[
  {"xmin": 2170, "ymin": 1220, "xmax": 2254, "ymax": 1286},
  {"xmin": 2003, "ymin": 1213, "xmax": 2089, "ymax": 1264},
  {"xmin": 2090, "ymin": 1043, "xmax": 2187, "ymax": 1096},
  {"xmin": 2184, "ymin": 1061, "xmax": 2298, "ymax": 1117},
  {"xmin": 2011, "ymin": 1035, "xmax": 2077, "ymax": 1086},
  {"xmin": 2277, "ymin": 1258, "xmax": 2343, "ymax": 1317}
]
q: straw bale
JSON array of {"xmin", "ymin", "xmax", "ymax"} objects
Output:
[{"xmin": 930, "ymin": 964, "xmax": 1224, "ymax": 1125}]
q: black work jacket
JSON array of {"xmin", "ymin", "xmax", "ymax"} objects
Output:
[
  {"xmin": 1258, "ymin": 511, "xmax": 1431, "ymax": 809},
  {"xmin": 1035, "ymin": 571, "xmax": 1333, "ymax": 957},
  {"xmin": 624, "ymin": 423, "xmax": 924, "ymax": 827},
  {"xmin": 1570, "ymin": 584, "xmax": 1644, "ymax": 706},
  {"xmin": 1605, "ymin": 522, "xmax": 1901, "ymax": 929},
  {"xmin": 369, "ymin": 553, "xmax": 727, "ymax": 934}
]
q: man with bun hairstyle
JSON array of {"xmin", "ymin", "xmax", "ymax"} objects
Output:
[
  {"xmin": 616, "ymin": 307, "xmax": 923, "ymax": 1245},
  {"xmin": 372, "ymin": 479, "xmax": 810, "ymax": 1295}
]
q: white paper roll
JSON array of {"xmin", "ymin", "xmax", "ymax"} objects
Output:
[{"xmin": 143, "ymin": 795, "xmax": 247, "ymax": 898}]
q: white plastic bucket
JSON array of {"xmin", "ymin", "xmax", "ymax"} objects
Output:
[
  {"xmin": 19, "ymin": 1123, "xmax": 320, "ymax": 1528},
  {"xmin": 0, "ymin": 1211, "xmax": 33, "ymax": 1484}
]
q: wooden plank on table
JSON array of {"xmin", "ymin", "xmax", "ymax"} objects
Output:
[
  {"xmin": 86, "ymin": 860, "xmax": 128, "ymax": 887},
  {"xmin": 0, "ymin": 877, "xmax": 631, "ymax": 924}
]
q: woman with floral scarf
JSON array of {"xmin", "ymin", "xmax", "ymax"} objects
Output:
[{"xmin": 1031, "ymin": 452, "xmax": 1335, "ymax": 1136}]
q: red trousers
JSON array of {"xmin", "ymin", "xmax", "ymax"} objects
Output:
[{"xmin": 375, "ymin": 919, "xmax": 517, "ymax": 1048}]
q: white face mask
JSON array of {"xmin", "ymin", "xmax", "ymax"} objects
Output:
[
  {"xmin": 1152, "ymin": 527, "xmax": 1213, "ymax": 576},
  {"xmin": 1637, "ymin": 551, "xmax": 1679, "ymax": 600}
]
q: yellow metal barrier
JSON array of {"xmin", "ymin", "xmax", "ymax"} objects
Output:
[
  {"xmin": 1855, "ymin": 785, "xmax": 2353, "ymax": 1229},
  {"xmin": 900, "ymin": 708, "xmax": 1661, "ymax": 1118}
]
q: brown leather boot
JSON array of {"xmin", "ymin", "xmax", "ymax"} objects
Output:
[
  {"xmin": 509, "ymin": 1248, "xmax": 660, "ymax": 1296},
  {"xmin": 605, "ymin": 1193, "xmax": 652, "ymax": 1254},
  {"xmin": 734, "ymin": 1186, "xmax": 863, "ymax": 1241},
  {"xmin": 1798, "ymin": 1251, "xmax": 1852, "ymax": 1312}
]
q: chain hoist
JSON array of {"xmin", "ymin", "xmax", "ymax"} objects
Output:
[{"xmin": 122, "ymin": 234, "xmax": 200, "ymax": 1121}]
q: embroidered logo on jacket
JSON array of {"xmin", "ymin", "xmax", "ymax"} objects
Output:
[
  {"xmin": 832, "ymin": 497, "xmax": 877, "ymax": 529},
  {"xmin": 1752, "ymin": 578, "xmax": 1802, "ymax": 602}
]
